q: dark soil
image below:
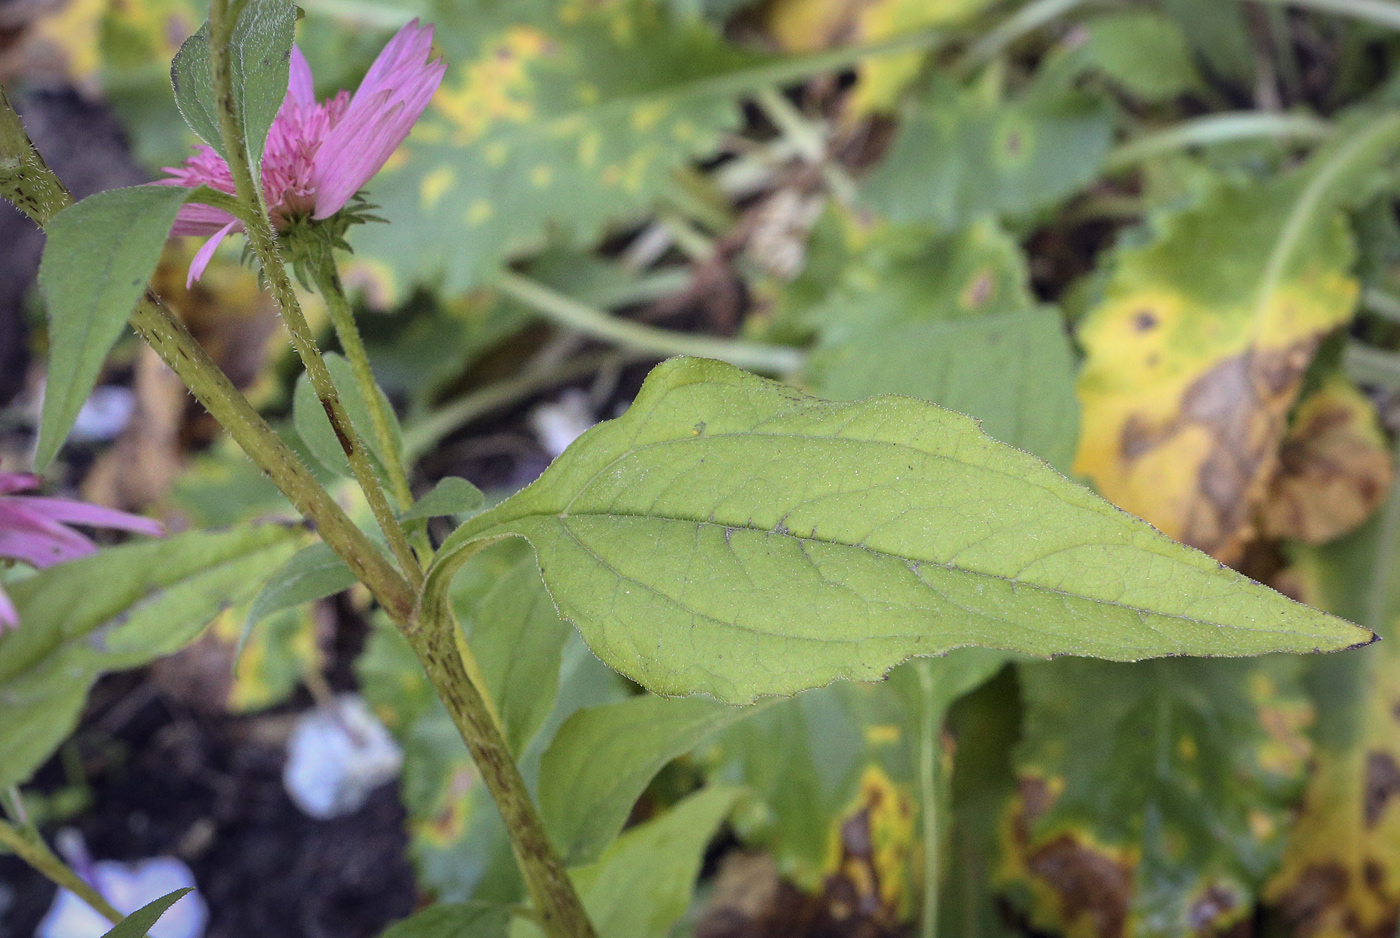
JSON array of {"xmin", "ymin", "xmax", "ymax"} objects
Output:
[{"xmin": 0, "ymin": 675, "xmax": 418, "ymax": 938}]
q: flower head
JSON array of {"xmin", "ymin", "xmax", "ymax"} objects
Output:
[
  {"xmin": 159, "ymin": 19, "xmax": 446, "ymax": 285},
  {"xmin": 0, "ymin": 472, "xmax": 164, "ymax": 632}
]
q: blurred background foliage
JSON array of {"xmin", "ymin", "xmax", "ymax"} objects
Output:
[{"xmin": 5, "ymin": 0, "xmax": 1400, "ymax": 936}]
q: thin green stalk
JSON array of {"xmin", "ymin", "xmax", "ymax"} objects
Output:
[
  {"xmin": 954, "ymin": 0, "xmax": 1094, "ymax": 75},
  {"xmin": 1256, "ymin": 112, "xmax": 1400, "ymax": 321},
  {"xmin": 1103, "ymin": 112, "xmax": 1333, "ymax": 173},
  {"xmin": 495, "ymin": 271, "xmax": 805, "ymax": 375},
  {"xmin": 1364, "ymin": 286, "xmax": 1400, "ymax": 324},
  {"xmin": 752, "ymin": 87, "xmax": 859, "ymax": 207},
  {"xmin": 403, "ymin": 351, "xmax": 654, "ymax": 462},
  {"xmin": 915, "ymin": 661, "xmax": 942, "ymax": 938},
  {"xmin": 0, "ymin": 821, "xmax": 125, "ymax": 929},
  {"xmin": 1250, "ymin": 0, "xmax": 1400, "ymax": 31},
  {"xmin": 206, "ymin": 0, "xmax": 423, "ymax": 589}
]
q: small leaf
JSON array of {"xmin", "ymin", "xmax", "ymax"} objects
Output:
[
  {"xmin": 244, "ymin": 542, "xmax": 356, "ymax": 635},
  {"xmin": 403, "ymin": 477, "xmax": 485, "ymax": 521},
  {"xmin": 862, "ymin": 78, "xmax": 1113, "ymax": 228},
  {"xmin": 0, "ymin": 523, "xmax": 300, "ymax": 787},
  {"xmin": 170, "ymin": 0, "xmax": 296, "ymax": 175},
  {"xmin": 99, "ymin": 888, "xmax": 193, "ymax": 938},
  {"xmin": 539, "ymin": 694, "xmax": 753, "ymax": 865},
  {"xmin": 427, "ymin": 358, "xmax": 1371, "ymax": 706},
  {"xmin": 513, "ymin": 786, "xmax": 740, "ymax": 938},
  {"xmin": 1079, "ymin": 11, "xmax": 1203, "ymax": 102},
  {"xmin": 293, "ymin": 353, "xmax": 404, "ymax": 481},
  {"xmin": 377, "ymin": 902, "xmax": 509, "ymax": 938},
  {"xmin": 35, "ymin": 184, "xmax": 194, "ymax": 469},
  {"xmin": 458, "ymin": 554, "xmax": 571, "ymax": 755}
]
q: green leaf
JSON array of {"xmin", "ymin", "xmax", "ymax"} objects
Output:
[
  {"xmin": 1006, "ymin": 656, "xmax": 1311, "ymax": 937},
  {"xmin": 377, "ymin": 902, "xmax": 509, "ymax": 938},
  {"xmin": 170, "ymin": 0, "xmax": 297, "ymax": 175},
  {"xmin": 457, "ymin": 554, "xmax": 572, "ymax": 755},
  {"xmin": 862, "ymin": 79, "xmax": 1113, "ymax": 228},
  {"xmin": 807, "ymin": 310, "xmax": 1079, "ymax": 474},
  {"xmin": 1079, "ymin": 11, "xmax": 1202, "ymax": 102},
  {"xmin": 403, "ymin": 476, "xmax": 486, "ymax": 521},
  {"xmin": 244, "ymin": 541, "xmax": 356, "ymax": 634},
  {"xmin": 35, "ymin": 184, "xmax": 193, "ymax": 469},
  {"xmin": 539, "ymin": 694, "xmax": 752, "ymax": 865},
  {"xmin": 293, "ymin": 353, "xmax": 404, "ymax": 480},
  {"xmin": 427, "ymin": 357, "xmax": 1370, "ymax": 705},
  {"xmin": 513, "ymin": 786, "xmax": 740, "ymax": 938},
  {"xmin": 0, "ymin": 523, "xmax": 300, "ymax": 786},
  {"xmin": 99, "ymin": 889, "xmax": 194, "ymax": 938},
  {"xmin": 352, "ymin": 1, "xmax": 768, "ymax": 290}
]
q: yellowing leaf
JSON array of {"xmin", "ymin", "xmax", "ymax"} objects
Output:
[
  {"xmin": 822, "ymin": 766, "xmax": 917, "ymax": 926},
  {"xmin": 766, "ymin": 0, "xmax": 995, "ymax": 113},
  {"xmin": 1260, "ymin": 375, "xmax": 1394, "ymax": 544},
  {"xmin": 1074, "ymin": 173, "xmax": 1360, "ymax": 562}
]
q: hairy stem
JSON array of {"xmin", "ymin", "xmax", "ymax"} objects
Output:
[
  {"xmin": 307, "ymin": 243, "xmax": 437, "ymax": 564},
  {"xmin": 0, "ymin": 83, "xmax": 415, "ymax": 622},
  {"xmin": 407, "ymin": 597, "xmax": 599, "ymax": 938},
  {"xmin": 0, "ymin": 821, "xmax": 125, "ymax": 929},
  {"xmin": 206, "ymin": 0, "xmax": 423, "ymax": 589}
]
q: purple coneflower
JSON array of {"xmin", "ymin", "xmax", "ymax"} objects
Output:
[
  {"xmin": 159, "ymin": 19, "xmax": 446, "ymax": 285},
  {"xmin": 0, "ymin": 472, "xmax": 164, "ymax": 632}
]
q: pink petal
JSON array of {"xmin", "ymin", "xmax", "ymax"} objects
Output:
[
  {"xmin": 0, "ymin": 503, "xmax": 98, "ymax": 569},
  {"xmin": 169, "ymin": 202, "xmax": 240, "ymax": 237},
  {"xmin": 12, "ymin": 497, "xmax": 165, "ymax": 538},
  {"xmin": 187, "ymin": 220, "xmax": 239, "ymax": 287},
  {"xmin": 353, "ymin": 19, "xmax": 433, "ymax": 107},
  {"xmin": 310, "ymin": 90, "xmax": 398, "ymax": 217},
  {"xmin": 289, "ymin": 46, "xmax": 316, "ymax": 106},
  {"xmin": 0, "ymin": 585, "xmax": 16, "ymax": 633},
  {"xmin": 0, "ymin": 473, "xmax": 40, "ymax": 495}
]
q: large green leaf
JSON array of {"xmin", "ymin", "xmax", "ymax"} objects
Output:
[
  {"xmin": 169, "ymin": 0, "xmax": 297, "ymax": 176},
  {"xmin": 1004, "ymin": 655, "xmax": 1312, "ymax": 938},
  {"xmin": 539, "ymin": 694, "xmax": 750, "ymax": 865},
  {"xmin": 35, "ymin": 184, "xmax": 194, "ymax": 469},
  {"xmin": 293, "ymin": 353, "xmax": 404, "ymax": 482},
  {"xmin": 352, "ymin": 0, "xmax": 764, "ymax": 290},
  {"xmin": 862, "ymin": 78, "xmax": 1114, "ymax": 228},
  {"xmin": 514, "ymin": 786, "xmax": 740, "ymax": 938},
  {"xmin": 426, "ymin": 357, "xmax": 1370, "ymax": 705},
  {"xmin": 0, "ymin": 523, "xmax": 301, "ymax": 786}
]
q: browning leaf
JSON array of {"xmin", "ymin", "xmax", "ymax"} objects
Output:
[
  {"xmin": 1259, "ymin": 376, "xmax": 1394, "ymax": 545},
  {"xmin": 1074, "ymin": 173, "xmax": 1359, "ymax": 562}
]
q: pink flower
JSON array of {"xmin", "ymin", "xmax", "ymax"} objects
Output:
[
  {"xmin": 159, "ymin": 19, "xmax": 446, "ymax": 286},
  {"xmin": 0, "ymin": 472, "xmax": 164, "ymax": 632}
]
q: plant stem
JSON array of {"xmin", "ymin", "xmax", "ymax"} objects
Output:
[
  {"xmin": 206, "ymin": 0, "xmax": 424, "ymax": 590},
  {"xmin": 403, "ymin": 351, "xmax": 654, "ymax": 462},
  {"xmin": 1250, "ymin": 0, "xmax": 1400, "ymax": 30},
  {"xmin": 406, "ymin": 596, "xmax": 598, "ymax": 938},
  {"xmin": 0, "ymin": 84, "xmax": 416, "ymax": 623},
  {"xmin": 496, "ymin": 272, "xmax": 805, "ymax": 375},
  {"xmin": 1102, "ymin": 112, "xmax": 1333, "ymax": 173},
  {"xmin": 915, "ymin": 661, "xmax": 942, "ymax": 938},
  {"xmin": 954, "ymin": 0, "xmax": 1094, "ymax": 76},
  {"xmin": 0, "ymin": 820, "xmax": 125, "ymax": 928},
  {"xmin": 752, "ymin": 87, "xmax": 859, "ymax": 207}
]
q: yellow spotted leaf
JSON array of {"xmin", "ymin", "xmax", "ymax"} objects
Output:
[
  {"xmin": 1074, "ymin": 171, "xmax": 1360, "ymax": 562},
  {"xmin": 766, "ymin": 0, "xmax": 996, "ymax": 113}
]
